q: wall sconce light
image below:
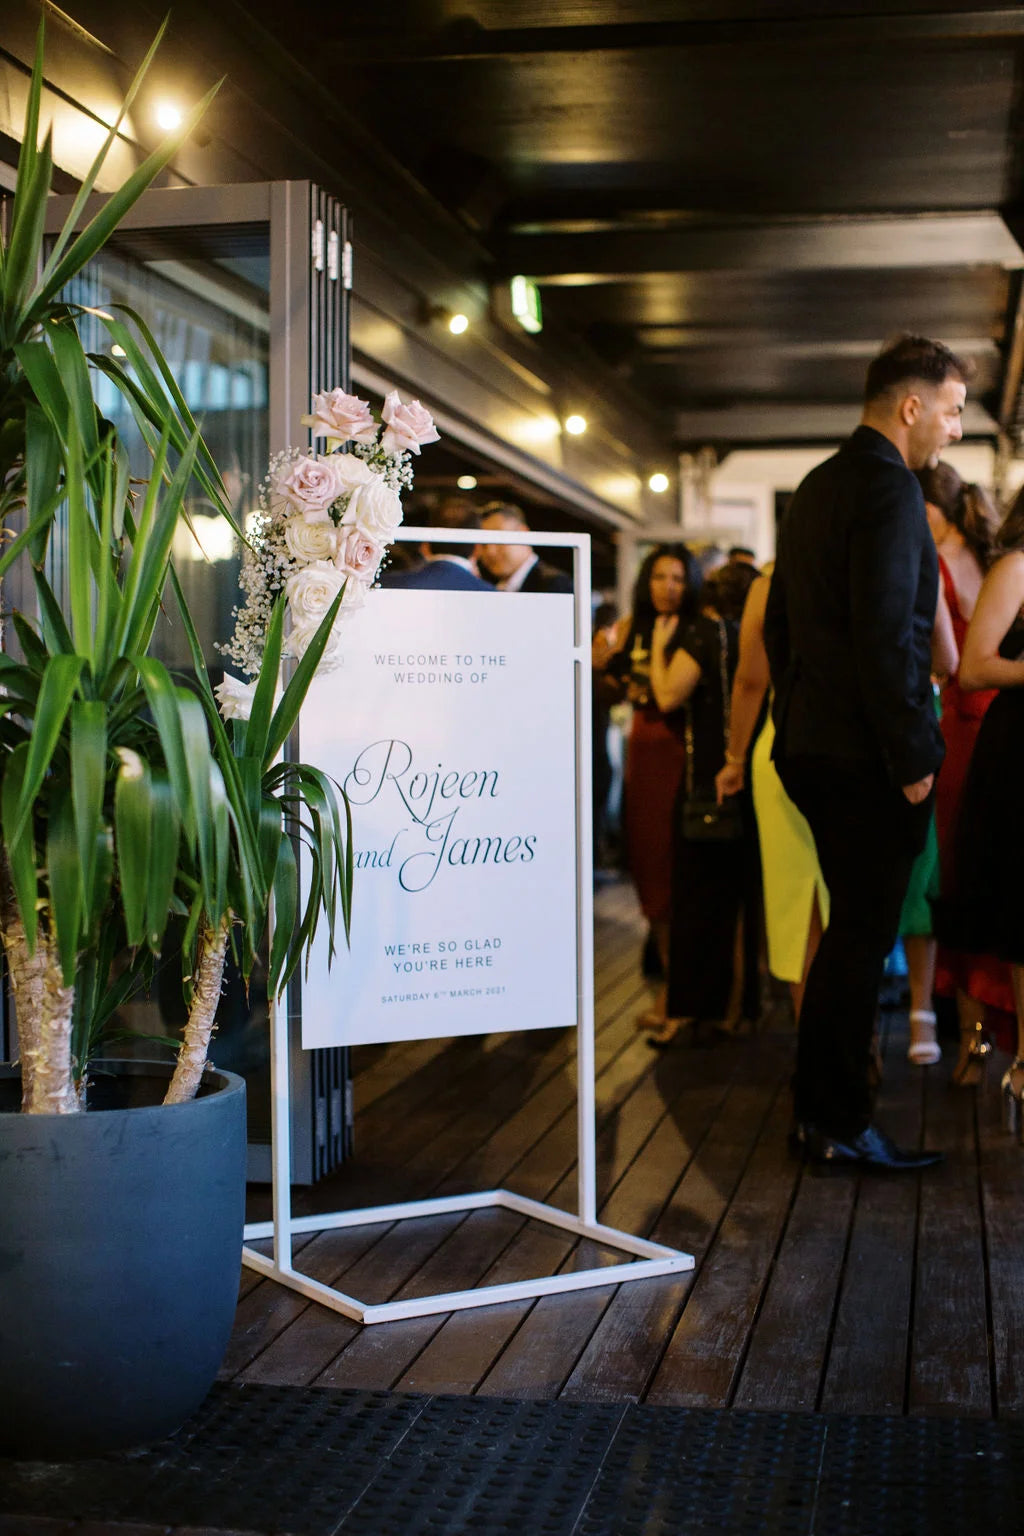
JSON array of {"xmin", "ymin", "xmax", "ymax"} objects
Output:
[
  {"xmin": 648, "ymin": 473, "xmax": 670, "ymax": 493},
  {"xmin": 447, "ymin": 312, "xmax": 470, "ymax": 335},
  {"xmin": 155, "ymin": 102, "xmax": 183, "ymax": 132},
  {"xmin": 564, "ymin": 414, "xmax": 588, "ymax": 436}
]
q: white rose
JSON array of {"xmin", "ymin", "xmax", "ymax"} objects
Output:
[
  {"xmin": 285, "ymin": 609, "xmax": 350, "ymax": 670},
  {"xmin": 344, "ymin": 475, "xmax": 403, "ymax": 541},
  {"xmin": 331, "ymin": 453, "xmax": 374, "ymax": 493},
  {"xmin": 214, "ymin": 674, "xmax": 258, "ymax": 723},
  {"xmin": 284, "ymin": 516, "xmax": 337, "ymax": 564},
  {"xmin": 286, "ymin": 559, "xmax": 345, "ymax": 623}
]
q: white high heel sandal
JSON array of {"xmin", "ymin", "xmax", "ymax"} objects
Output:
[{"xmin": 907, "ymin": 1008, "xmax": 942, "ymax": 1066}]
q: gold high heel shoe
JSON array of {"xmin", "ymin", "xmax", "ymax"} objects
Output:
[
  {"xmin": 1002, "ymin": 1058, "xmax": 1024, "ymax": 1141},
  {"xmin": 951, "ymin": 1020, "xmax": 992, "ymax": 1088}
]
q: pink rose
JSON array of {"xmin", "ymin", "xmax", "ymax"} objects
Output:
[
  {"xmin": 275, "ymin": 455, "xmax": 350, "ymax": 523},
  {"xmin": 380, "ymin": 390, "xmax": 441, "ymax": 456},
  {"xmin": 301, "ymin": 388, "xmax": 377, "ymax": 445},
  {"xmin": 335, "ymin": 526, "xmax": 385, "ymax": 583}
]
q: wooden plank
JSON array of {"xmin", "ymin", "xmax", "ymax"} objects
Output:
[
  {"xmin": 394, "ymin": 1221, "xmax": 576, "ymax": 1394},
  {"xmin": 909, "ymin": 1057, "xmax": 991, "ymax": 1417},
  {"xmin": 235, "ymin": 1212, "xmax": 464, "ymax": 1385},
  {"xmin": 221, "ymin": 1226, "xmax": 391, "ymax": 1379},
  {"xmin": 375, "ymin": 1045, "xmax": 723, "ymax": 1394},
  {"xmin": 818, "ymin": 1031, "xmax": 923, "ymax": 1415},
  {"xmin": 476, "ymin": 1058, "xmax": 743, "ymax": 1399},
  {"xmin": 731, "ymin": 1165, "xmax": 856, "ymax": 1412},
  {"xmin": 977, "ymin": 1046, "xmax": 1024, "ymax": 1415},
  {"xmin": 559, "ymin": 1050, "xmax": 790, "ymax": 1402},
  {"xmin": 644, "ymin": 1089, "xmax": 798, "ymax": 1407},
  {"xmin": 313, "ymin": 1207, "xmax": 527, "ymax": 1389}
]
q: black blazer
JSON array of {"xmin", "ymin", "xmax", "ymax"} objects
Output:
[
  {"xmin": 764, "ymin": 425, "xmax": 944, "ymax": 786},
  {"xmin": 516, "ymin": 557, "xmax": 573, "ymax": 595}
]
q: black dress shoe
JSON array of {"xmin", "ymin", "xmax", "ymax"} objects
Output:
[{"xmin": 801, "ymin": 1123, "xmax": 944, "ymax": 1173}]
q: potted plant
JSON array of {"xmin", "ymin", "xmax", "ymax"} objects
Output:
[{"xmin": 0, "ymin": 21, "xmax": 437, "ymax": 1457}]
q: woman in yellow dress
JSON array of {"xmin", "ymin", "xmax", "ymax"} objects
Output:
[{"xmin": 715, "ymin": 571, "xmax": 828, "ymax": 1017}]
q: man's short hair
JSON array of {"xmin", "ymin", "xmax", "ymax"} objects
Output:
[
  {"xmin": 864, "ymin": 335, "xmax": 972, "ymax": 404},
  {"xmin": 479, "ymin": 501, "xmax": 530, "ymax": 530},
  {"xmin": 426, "ymin": 498, "xmax": 480, "ymax": 558}
]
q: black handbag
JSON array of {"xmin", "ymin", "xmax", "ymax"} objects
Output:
[{"xmin": 680, "ymin": 617, "xmax": 744, "ymax": 844}]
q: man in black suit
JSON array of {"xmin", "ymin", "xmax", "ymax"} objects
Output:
[
  {"xmin": 764, "ymin": 335, "xmax": 969, "ymax": 1172},
  {"xmin": 477, "ymin": 503, "xmax": 573, "ymax": 593},
  {"xmin": 379, "ymin": 500, "xmax": 492, "ymax": 591}
]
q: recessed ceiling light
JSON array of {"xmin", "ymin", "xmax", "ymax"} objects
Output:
[
  {"xmin": 457, "ymin": 474, "xmax": 478, "ymax": 490},
  {"xmin": 649, "ymin": 473, "xmax": 670, "ymax": 493},
  {"xmin": 448, "ymin": 312, "xmax": 469, "ymax": 335},
  {"xmin": 564, "ymin": 414, "xmax": 587, "ymax": 436},
  {"xmin": 155, "ymin": 103, "xmax": 183, "ymax": 132}
]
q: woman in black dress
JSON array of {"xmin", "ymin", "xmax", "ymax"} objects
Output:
[
  {"xmin": 645, "ymin": 562, "xmax": 761, "ymax": 1046},
  {"xmin": 942, "ymin": 486, "xmax": 1024, "ymax": 1133}
]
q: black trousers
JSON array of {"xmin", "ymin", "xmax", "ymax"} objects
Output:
[{"xmin": 777, "ymin": 754, "xmax": 932, "ymax": 1138}]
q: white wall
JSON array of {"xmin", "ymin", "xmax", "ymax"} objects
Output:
[{"xmin": 697, "ymin": 440, "xmax": 1022, "ymax": 564}]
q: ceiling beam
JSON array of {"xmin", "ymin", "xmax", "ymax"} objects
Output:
[
  {"xmin": 341, "ymin": 9, "xmax": 1024, "ymax": 61},
  {"xmin": 632, "ymin": 334, "xmax": 999, "ymax": 359},
  {"xmin": 497, "ymin": 215, "xmax": 1024, "ymax": 283},
  {"xmin": 674, "ymin": 399, "xmax": 1001, "ymax": 444}
]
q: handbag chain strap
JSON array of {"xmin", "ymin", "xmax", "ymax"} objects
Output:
[{"xmin": 684, "ymin": 616, "xmax": 731, "ymax": 800}]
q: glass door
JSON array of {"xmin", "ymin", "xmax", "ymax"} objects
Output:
[{"xmin": 36, "ymin": 181, "xmax": 352, "ymax": 1182}]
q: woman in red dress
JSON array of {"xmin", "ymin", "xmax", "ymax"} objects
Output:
[
  {"xmin": 595, "ymin": 544, "xmax": 702, "ymax": 1027},
  {"xmin": 918, "ymin": 462, "xmax": 1014, "ymax": 1081}
]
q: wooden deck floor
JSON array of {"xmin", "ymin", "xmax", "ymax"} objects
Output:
[{"xmin": 228, "ymin": 878, "xmax": 1024, "ymax": 1417}]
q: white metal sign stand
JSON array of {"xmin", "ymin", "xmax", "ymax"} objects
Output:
[{"xmin": 241, "ymin": 528, "xmax": 694, "ymax": 1323}]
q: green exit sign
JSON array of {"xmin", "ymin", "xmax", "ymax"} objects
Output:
[{"xmin": 510, "ymin": 275, "xmax": 543, "ymax": 334}]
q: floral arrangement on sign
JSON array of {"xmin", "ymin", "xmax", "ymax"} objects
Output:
[{"xmin": 219, "ymin": 386, "xmax": 440, "ymax": 709}]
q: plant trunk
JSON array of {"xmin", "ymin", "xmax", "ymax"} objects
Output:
[
  {"xmin": 163, "ymin": 919, "xmax": 230, "ymax": 1106},
  {"xmin": 3, "ymin": 914, "xmax": 77, "ymax": 1114}
]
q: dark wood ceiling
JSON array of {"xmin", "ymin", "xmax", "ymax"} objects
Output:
[{"xmin": 239, "ymin": 1, "xmax": 1024, "ymax": 451}]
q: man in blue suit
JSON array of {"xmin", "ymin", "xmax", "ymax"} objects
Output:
[{"xmin": 379, "ymin": 500, "xmax": 493, "ymax": 591}]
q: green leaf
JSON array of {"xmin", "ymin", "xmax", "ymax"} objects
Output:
[
  {"xmin": 47, "ymin": 791, "xmax": 82, "ymax": 984},
  {"xmin": 244, "ymin": 595, "xmax": 285, "ymax": 759},
  {"xmin": 138, "ymin": 658, "xmax": 194, "ymax": 840},
  {"xmin": 70, "ymin": 699, "xmax": 107, "ymax": 918},
  {"xmin": 23, "ymin": 401, "xmax": 61, "ymax": 564},
  {"xmin": 48, "ymin": 320, "xmax": 100, "ymax": 460},
  {"xmin": 176, "ymin": 688, "xmax": 221, "ymax": 923},
  {"xmin": 267, "ymin": 832, "xmax": 298, "ymax": 996},
  {"xmin": 11, "ymin": 611, "xmax": 48, "ymax": 675},
  {"xmin": 9, "ymin": 654, "xmax": 86, "ymax": 847},
  {"xmin": 264, "ymin": 591, "xmax": 344, "ymax": 768},
  {"xmin": 114, "ymin": 753, "xmax": 152, "ymax": 948},
  {"xmin": 32, "ymin": 571, "xmax": 76, "ymax": 656},
  {"xmin": 120, "ymin": 432, "xmax": 200, "ymax": 661},
  {"xmin": 4, "ymin": 123, "xmax": 53, "ymax": 327},
  {"xmin": 1, "ymin": 744, "xmax": 37, "ymax": 952},
  {"xmin": 145, "ymin": 772, "xmax": 181, "ymax": 951},
  {"xmin": 92, "ymin": 303, "xmax": 229, "ymax": 505}
]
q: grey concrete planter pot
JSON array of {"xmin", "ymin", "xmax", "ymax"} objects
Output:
[{"xmin": 0, "ymin": 1060, "xmax": 246, "ymax": 1458}]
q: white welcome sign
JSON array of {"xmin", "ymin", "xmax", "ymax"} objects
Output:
[{"xmin": 298, "ymin": 588, "xmax": 578, "ymax": 1047}]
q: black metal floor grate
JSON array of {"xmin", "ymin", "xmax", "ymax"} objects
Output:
[{"xmin": 3, "ymin": 1384, "xmax": 1024, "ymax": 1535}]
